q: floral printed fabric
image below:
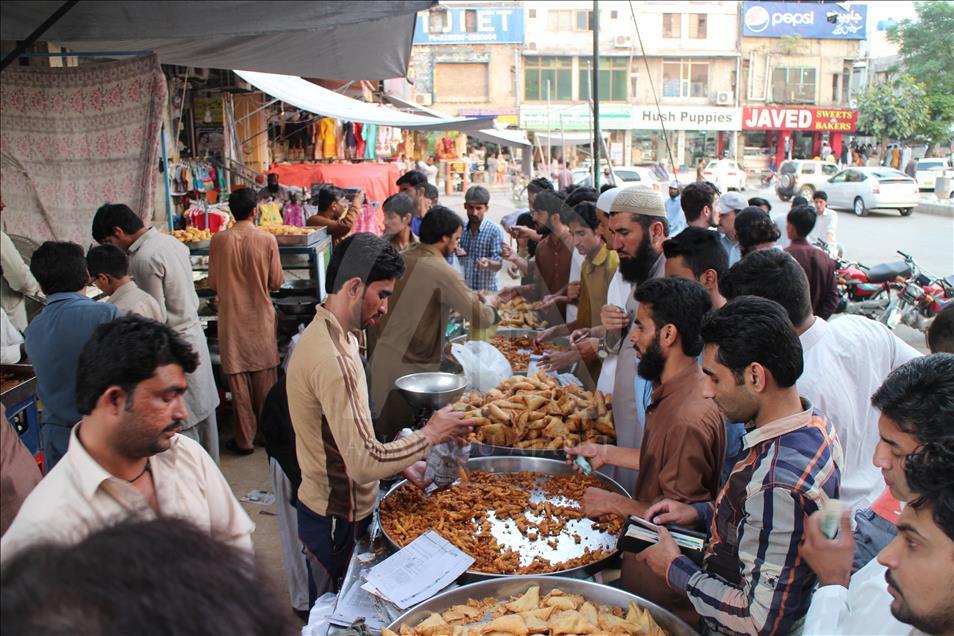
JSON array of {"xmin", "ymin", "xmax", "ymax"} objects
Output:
[{"xmin": 0, "ymin": 54, "xmax": 167, "ymax": 246}]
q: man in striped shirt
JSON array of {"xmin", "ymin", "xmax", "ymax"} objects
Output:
[{"xmin": 638, "ymin": 297, "xmax": 843, "ymax": 635}]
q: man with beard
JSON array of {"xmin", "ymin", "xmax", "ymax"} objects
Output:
[
  {"xmin": 1, "ymin": 316, "xmax": 254, "ymax": 561},
  {"xmin": 597, "ymin": 186, "xmax": 669, "ymax": 493},
  {"xmin": 566, "ymin": 277, "xmax": 724, "ymax": 625},
  {"xmin": 799, "ymin": 353, "xmax": 954, "ymax": 635},
  {"xmin": 257, "ymin": 172, "xmax": 290, "ymax": 204},
  {"xmin": 287, "ymin": 233, "xmax": 474, "ymax": 597},
  {"xmin": 368, "ymin": 211, "xmax": 499, "ymax": 440}
]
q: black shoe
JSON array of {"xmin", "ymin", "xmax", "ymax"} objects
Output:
[{"xmin": 225, "ymin": 439, "xmax": 254, "ymax": 456}]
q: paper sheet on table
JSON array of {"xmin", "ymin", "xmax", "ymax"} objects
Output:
[
  {"xmin": 362, "ymin": 531, "xmax": 474, "ymax": 610},
  {"xmin": 330, "ymin": 578, "xmax": 389, "ymax": 631}
]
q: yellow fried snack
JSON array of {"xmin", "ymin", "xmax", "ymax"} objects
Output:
[
  {"xmin": 480, "ymin": 614, "xmax": 527, "ymax": 636},
  {"xmin": 259, "ymin": 224, "xmax": 313, "ymax": 236},
  {"xmin": 504, "ymin": 586, "xmax": 540, "ymax": 614},
  {"xmin": 498, "ymin": 296, "xmax": 547, "ymax": 329}
]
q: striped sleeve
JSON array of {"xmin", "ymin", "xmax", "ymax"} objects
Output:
[{"xmin": 669, "ymin": 486, "xmax": 815, "ymax": 636}]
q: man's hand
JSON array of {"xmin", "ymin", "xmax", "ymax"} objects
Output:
[
  {"xmin": 644, "ymin": 499, "xmax": 701, "ymax": 527},
  {"xmin": 509, "ymin": 225, "xmax": 542, "ymax": 242},
  {"xmin": 634, "ymin": 526, "xmax": 682, "ymax": 579},
  {"xmin": 801, "ymin": 510, "xmax": 854, "ymax": 588},
  {"xmin": 402, "ymin": 460, "xmax": 431, "ymax": 490},
  {"xmin": 569, "ymin": 327, "xmax": 592, "ymax": 345},
  {"xmin": 601, "ymin": 304, "xmax": 630, "ymax": 331},
  {"xmin": 573, "ymin": 337, "xmax": 600, "ymax": 361},
  {"xmin": 498, "ymin": 287, "xmax": 518, "ymax": 303},
  {"xmin": 477, "ymin": 257, "xmax": 492, "ymax": 270},
  {"xmin": 421, "ymin": 406, "xmax": 473, "ymax": 445},
  {"xmin": 538, "ymin": 293, "xmax": 565, "ymax": 311},
  {"xmin": 541, "ymin": 349, "xmax": 580, "ymax": 372},
  {"xmin": 534, "ymin": 325, "xmax": 561, "ymax": 346},
  {"xmin": 581, "ymin": 487, "xmax": 625, "ymax": 518},
  {"xmin": 564, "ymin": 444, "xmax": 610, "ymax": 471},
  {"xmin": 567, "ymin": 281, "xmax": 581, "ymax": 303},
  {"xmin": 478, "ymin": 291, "xmax": 500, "ymax": 308}
]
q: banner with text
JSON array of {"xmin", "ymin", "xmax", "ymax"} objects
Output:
[
  {"xmin": 520, "ymin": 105, "xmax": 741, "ymax": 131},
  {"xmin": 742, "ymin": 106, "xmax": 858, "ymax": 132},
  {"xmin": 742, "ymin": 2, "xmax": 867, "ymax": 39},
  {"xmin": 414, "ymin": 7, "xmax": 524, "ymax": 44}
]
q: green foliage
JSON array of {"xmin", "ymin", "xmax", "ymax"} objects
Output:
[{"xmin": 856, "ymin": 74, "xmax": 929, "ymax": 140}]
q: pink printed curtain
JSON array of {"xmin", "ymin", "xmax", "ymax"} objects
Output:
[{"xmin": 1, "ymin": 54, "xmax": 167, "ymax": 247}]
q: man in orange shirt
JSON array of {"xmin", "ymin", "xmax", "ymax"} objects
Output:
[{"xmin": 209, "ymin": 188, "xmax": 284, "ymax": 454}]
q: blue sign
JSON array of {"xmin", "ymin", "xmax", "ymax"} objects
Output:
[
  {"xmin": 742, "ymin": 2, "xmax": 867, "ymax": 39},
  {"xmin": 413, "ymin": 7, "xmax": 524, "ymax": 45}
]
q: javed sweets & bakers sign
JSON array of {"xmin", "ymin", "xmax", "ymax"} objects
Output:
[{"xmin": 742, "ymin": 106, "xmax": 858, "ymax": 132}]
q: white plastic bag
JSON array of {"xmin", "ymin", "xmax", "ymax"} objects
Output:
[{"xmin": 450, "ymin": 341, "xmax": 512, "ymax": 392}]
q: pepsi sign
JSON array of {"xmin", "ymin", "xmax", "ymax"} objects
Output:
[{"xmin": 742, "ymin": 1, "xmax": 867, "ymax": 39}]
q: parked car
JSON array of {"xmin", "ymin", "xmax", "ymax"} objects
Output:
[
  {"xmin": 824, "ymin": 167, "xmax": 920, "ymax": 217},
  {"xmin": 633, "ymin": 161, "xmax": 674, "ymax": 183},
  {"xmin": 914, "ymin": 158, "xmax": 953, "ymax": 191},
  {"xmin": 775, "ymin": 159, "xmax": 840, "ymax": 201},
  {"xmin": 701, "ymin": 160, "xmax": 746, "ymax": 192},
  {"xmin": 574, "ymin": 165, "xmax": 664, "ymax": 193}
]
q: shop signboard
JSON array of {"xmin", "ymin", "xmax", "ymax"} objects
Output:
[
  {"xmin": 632, "ymin": 106, "xmax": 741, "ymax": 132},
  {"xmin": 742, "ymin": 106, "xmax": 858, "ymax": 132},
  {"xmin": 742, "ymin": 2, "xmax": 867, "ymax": 40},
  {"xmin": 414, "ymin": 7, "xmax": 524, "ymax": 44},
  {"xmin": 519, "ymin": 104, "xmax": 633, "ymax": 131},
  {"xmin": 460, "ymin": 108, "xmax": 519, "ymax": 127}
]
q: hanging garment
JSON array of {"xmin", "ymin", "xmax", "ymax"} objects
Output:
[
  {"xmin": 363, "ymin": 123, "xmax": 377, "ymax": 160},
  {"xmin": 320, "ymin": 118, "xmax": 337, "ymax": 159},
  {"xmin": 258, "ymin": 201, "xmax": 283, "ymax": 226},
  {"xmin": 343, "ymin": 122, "xmax": 356, "ymax": 159},
  {"xmin": 354, "ymin": 122, "xmax": 366, "ymax": 158},
  {"xmin": 376, "ymin": 125, "xmax": 392, "ymax": 158},
  {"xmin": 335, "ymin": 119, "xmax": 346, "ymax": 158}
]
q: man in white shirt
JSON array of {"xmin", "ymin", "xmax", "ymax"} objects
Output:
[
  {"xmin": 808, "ymin": 190, "xmax": 838, "ymax": 254},
  {"xmin": 86, "ymin": 245, "xmax": 164, "ymax": 322},
  {"xmin": 800, "ymin": 353, "xmax": 954, "ymax": 636},
  {"xmin": 0, "ymin": 222, "xmax": 42, "ymax": 331},
  {"xmin": 720, "ymin": 249, "xmax": 921, "ymax": 511},
  {"xmin": 1, "ymin": 315, "xmax": 253, "ymax": 562}
]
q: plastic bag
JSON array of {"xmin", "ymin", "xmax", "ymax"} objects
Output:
[
  {"xmin": 425, "ymin": 440, "xmax": 471, "ymax": 490},
  {"xmin": 301, "ymin": 592, "xmax": 338, "ymax": 636},
  {"xmin": 450, "ymin": 341, "xmax": 512, "ymax": 392}
]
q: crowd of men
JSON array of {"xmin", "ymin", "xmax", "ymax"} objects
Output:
[{"xmin": 1, "ymin": 168, "xmax": 953, "ymax": 635}]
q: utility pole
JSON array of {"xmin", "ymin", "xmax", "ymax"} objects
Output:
[{"xmin": 592, "ymin": 0, "xmax": 601, "ymax": 189}]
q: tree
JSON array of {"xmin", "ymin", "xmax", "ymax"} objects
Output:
[
  {"xmin": 856, "ymin": 74, "xmax": 930, "ymax": 159},
  {"xmin": 887, "ymin": 1, "xmax": 954, "ymax": 155}
]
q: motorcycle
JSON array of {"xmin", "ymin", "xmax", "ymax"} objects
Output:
[
  {"xmin": 883, "ymin": 251, "xmax": 954, "ymax": 333},
  {"xmin": 816, "ymin": 240, "xmax": 907, "ymax": 322}
]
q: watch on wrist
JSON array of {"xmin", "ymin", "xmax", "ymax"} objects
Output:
[{"xmin": 597, "ymin": 337, "xmax": 608, "ymax": 360}]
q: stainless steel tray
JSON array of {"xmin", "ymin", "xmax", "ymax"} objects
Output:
[
  {"xmin": 275, "ymin": 228, "xmax": 325, "ymax": 246},
  {"xmin": 378, "ymin": 456, "xmax": 629, "ymax": 581},
  {"xmin": 386, "ymin": 576, "xmax": 698, "ymax": 636}
]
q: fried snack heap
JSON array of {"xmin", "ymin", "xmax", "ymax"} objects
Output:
[
  {"xmin": 167, "ymin": 228, "xmax": 213, "ymax": 243},
  {"xmin": 452, "ymin": 371, "xmax": 615, "ymax": 450},
  {"xmin": 379, "ymin": 471, "xmax": 623, "ymax": 575},
  {"xmin": 499, "ymin": 297, "xmax": 547, "ymax": 329},
  {"xmin": 259, "ymin": 225, "xmax": 313, "ymax": 236},
  {"xmin": 490, "ymin": 336, "xmax": 544, "ymax": 372},
  {"xmin": 384, "ymin": 584, "xmax": 668, "ymax": 636}
]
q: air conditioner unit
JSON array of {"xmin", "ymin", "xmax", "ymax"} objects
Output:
[
  {"xmin": 613, "ymin": 35, "xmax": 632, "ymax": 48},
  {"xmin": 715, "ymin": 91, "xmax": 733, "ymax": 105},
  {"xmin": 526, "ymin": 42, "xmax": 537, "ymax": 50},
  {"xmin": 417, "ymin": 93, "xmax": 433, "ymax": 106}
]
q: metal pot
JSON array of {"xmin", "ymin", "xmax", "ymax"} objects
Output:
[{"xmin": 273, "ymin": 296, "xmax": 317, "ymax": 316}]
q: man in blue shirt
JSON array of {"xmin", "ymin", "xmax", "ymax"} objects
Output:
[
  {"xmin": 665, "ymin": 180, "xmax": 687, "ymax": 237},
  {"xmin": 458, "ymin": 185, "xmax": 504, "ymax": 291},
  {"xmin": 24, "ymin": 242, "xmax": 118, "ymax": 470}
]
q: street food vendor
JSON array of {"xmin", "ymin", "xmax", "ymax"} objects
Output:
[
  {"xmin": 368, "ymin": 207, "xmax": 500, "ymax": 440},
  {"xmin": 305, "ymin": 186, "xmax": 361, "ymax": 246},
  {"xmin": 286, "ymin": 233, "xmax": 472, "ymax": 598}
]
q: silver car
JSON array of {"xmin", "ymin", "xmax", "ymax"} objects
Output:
[{"xmin": 823, "ymin": 167, "xmax": 920, "ymax": 217}]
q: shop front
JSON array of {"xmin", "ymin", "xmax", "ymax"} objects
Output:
[{"xmin": 741, "ymin": 106, "xmax": 859, "ymax": 169}]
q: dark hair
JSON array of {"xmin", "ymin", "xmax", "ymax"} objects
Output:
[
  {"xmin": 680, "ymin": 182, "xmax": 715, "ymax": 224},
  {"xmin": 662, "ymin": 227, "xmax": 728, "ymax": 281},
  {"xmin": 720, "ymin": 249, "xmax": 813, "ymax": 326},
  {"xmin": 396, "ymin": 170, "xmax": 427, "ymax": 189},
  {"xmin": 317, "ymin": 186, "xmax": 341, "ymax": 211},
  {"xmin": 464, "ymin": 185, "xmax": 490, "ymax": 205},
  {"xmin": 701, "ymin": 296, "xmax": 803, "ymax": 387},
  {"xmin": 635, "ymin": 277, "xmax": 712, "ymax": 357},
  {"xmin": 75, "ymin": 316, "xmax": 198, "ymax": 415},
  {"xmin": 424, "ymin": 182, "xmax": 440, "ymax": 203},
  {"xmin": 791, "ymin": 195, "xmax": 809, "ymax": 209},
  {"xmin": 812, "ymin": 190, "xmax": 828, "ymax": 202},
  {"xmin": 564, "ymin": 184, "xmax": 579, "ymax": 196},
  {"xmin": 734, "ymin": 207, "xmax": 781, "ymax": 254},
  {"xmin": 227, "ymin": 187, "xmax": 258, "ymax": 221},
  {"xmin": 30, "ymin": 241, "xmax": 88, "ymax": 295},
  {"xmin": 787, "ymin": 204, "xmax": 818, "ymax": 238},
  {"xmin": 532, "ymin": 191, "xmax": 568, "ymax": 219},
  {"xmin": 905, "ymin": 440, "xmax": 954, "ymax": 541},
  {"xmin": 928, "ymin": 305, "xmax": 954, "ymax": 354},
  {"xmin": 91, "ymin": 203, "xmax": 145, "ymax": 243},
  {"xmin": 325, "ymin": 233, "xmax": 405, "ymax": 294},
  {"xmin": 565, "ymin": 186, "xmax": 598, "ymax": 207},
  {"xmin": 419, "ymin": 205, "xmax": 463, "ymax": 244},
  {"xmin": 382, "ymin": 193, "xmax": 414, "ymax": 219},
  {"xmin": 86, "ymin": 244, "xmax": 129, "ymax": 279},
  {"xmin": 0, "ymin": 518, "xmax": 294, "ymax": 636},
  {"xmin": 527, "ymin": 177, "xmax": 554, "ymax": 195},
  {"xmin": 870, "ymin": 354, "xmax": 954, "ymax": 445},
  {"xmin": 748, "ymin": 196, "xmax": 772, "ymax": 212},
  {"xmin": 569, "ymin": 201, "xmax": 599, "ymax": 231}
]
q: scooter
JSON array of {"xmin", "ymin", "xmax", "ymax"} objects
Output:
[{"xmin": 883, "ymin": 251, "xmax": 954, "ymax": 333}]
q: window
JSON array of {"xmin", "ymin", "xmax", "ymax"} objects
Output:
[
  {"xmin": 662, "ymin": 60, "xmax": 709, "ymax": 97},
  {"xmin": 528, "ymin": 9, "xmax": 537, "ymax": 19},
  {"xmin": 689, "ymin": 14, "xmax": 707, "ymax": 38},
  {"xmin": 575, "ymin": 10, "xmax": 593, "ymax": 31},
  {"xmin": 611, "ymin": 10, "xmax": 618, "ymax": 19},
  {"xmin": 579, "ymin": 57, "xmax": 628, "ymax": 101},
  {"xmin": 524, "ymin": 56, "xmax": 573, "ymax": 101},
  {"xmin": 822, "ymin": 164, "xmax": 838, "ymax": 175},
  {"xmin": 548, "ymin": 9, "xmax": 573, "ymax": 31},
  {"xmin": 435, "ymin": 63, "xmax": 488, "ymax": 101},
  {"xmin": 772, "ymin": 67, "xmax": 816, "ymax": 103},
  {"xmin": 800, "ymin": 164, "xmax": 815, "ymax": 174},
  {"xmin": 464, "ymin": 9, "xmax": 477, "ymax": 33},
  {"xmin": 832, "ymin": 73, "xmax": 840, "ymax": 102},
  {"xmin": 829, "ymin": 171, "xmax": 847, "ymax": 183},
  {"xmin": 662, "ymin": 13, "xmax": 681, "ymax": 38},
  {"xmin": 428, "ymin": 11, "xmax": 446, "ymax": 34}
]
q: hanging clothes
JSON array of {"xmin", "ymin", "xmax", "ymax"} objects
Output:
[
  {"xmin": 258, "ymin": 200, "xmax": 283, "ymax": 226},
  {"xmin": 376, "ymin": 125, "xmax": 392, "ymax": 159},
  {"xmin": 363, "ymin": 123, "xmax": 377, "ymax": 160},
  {"xmin": 354, "ymin": 122, "xmax": 366, "ymax": 158},
  {"xmin": 335, "ymin": 119, "xmax": 346, "ymax": 158},
  {"xmin": 283, "ymin": 202, "xmax": 304, "ymax": 227},
  {"xmin": 343, "ymin": 122, "xmax": 356, "ymax": 159},
  {"xmin": 320, "ymin": 118, "xmax": 336, "ymax": 159}
]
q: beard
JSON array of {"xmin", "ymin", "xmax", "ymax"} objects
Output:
[
  {"xmin": 618, "ymin": 234, "xmax": 660, "ymax": 285},
  {"xmin": 886, "ymin": 571, "xmax": 954, "ymax": 635},
  {"xmin": 267, "ymin": 183, "xmax": 279, "ymax": 193},
  {"xmin": 116, "ymin": 409, "xmax": 183, "ymax": 458},
  {"xmin": 636, "ymin": 334, "xmax": 666, "ymax": 383}
]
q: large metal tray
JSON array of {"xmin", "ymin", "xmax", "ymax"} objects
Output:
[
  {"xmin": 387, "ymin": 576, "xmax": 698, "ymax": 636},
  {"xmin": 0, "ymin": 364, "xmax": 37, "ymax": 408},
  {"xmin": 378, "ymin": 456, "xmax": 629, "ymax": 581},
  {"xmin": 275, "ymin": 228, "xmax": 326, "ymax": 246}
]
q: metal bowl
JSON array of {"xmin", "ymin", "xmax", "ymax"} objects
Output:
[
  {"xmin": 378, "ymin": 456, "xmax": 629, "ymax": 581},
  {"xmin": 273, "ymin": 296, "xmax": 318, "ymax": 316},
  {"xmin": 387, "ymin": 576, "xmax": 698, "ymax": 636},
  {"xmin": 395, "ymin": 372, "xmax": 468, "ymax": 410}
]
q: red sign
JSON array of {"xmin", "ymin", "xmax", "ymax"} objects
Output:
[{"xmin": 742, "ymin": 106, "xmax": 858, "ymax": 132}]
